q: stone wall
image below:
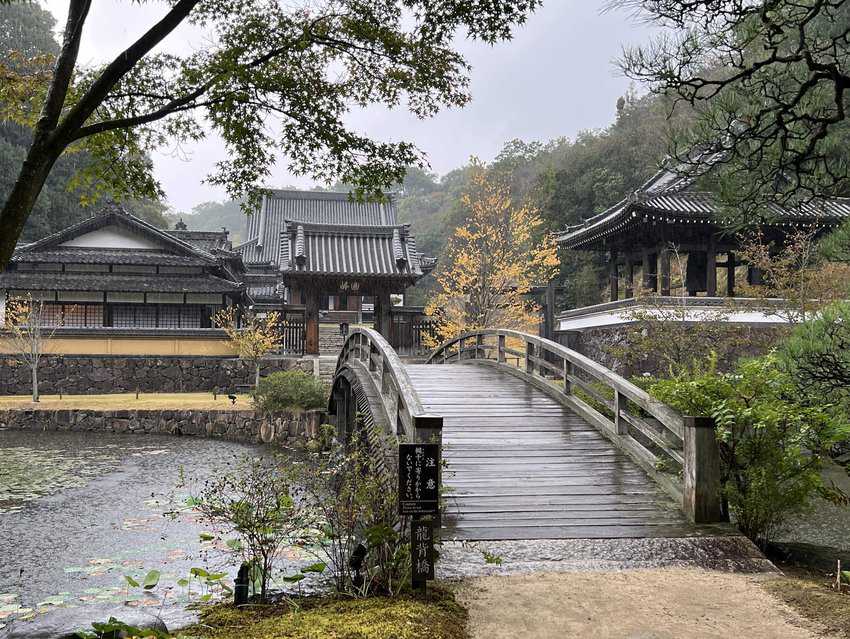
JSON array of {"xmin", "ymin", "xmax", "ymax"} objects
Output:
[
  {"xmin": 558, "ymin": 323, "xmax": 790, "ymax": 377},
  {"xmin": 0, "ymin": 407, "xmax": 328, "ymax": 446},
  {"xmin": 0, "ymin": 356, "xmax": 316, "ymax": 396}
]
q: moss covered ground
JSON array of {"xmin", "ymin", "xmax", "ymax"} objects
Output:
[{"xmin": 181, "ymin": 589, "xmax": 467, "ymax": 639}]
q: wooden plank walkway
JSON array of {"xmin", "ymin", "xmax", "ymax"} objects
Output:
[{"xmin": 406, "ymin": 363, "xmax": 703, "ymax": 541}]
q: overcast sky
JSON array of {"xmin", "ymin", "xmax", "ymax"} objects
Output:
[{"xmin": 41, "ymin": 1, "xmax": 654, "ymax": 213}]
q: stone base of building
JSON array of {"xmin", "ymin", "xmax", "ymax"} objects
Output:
[
  {"xmin": 0, "ymin": 407, "xmax": 328, "ymax": 447},
  {"xmin": 557, "ymin": 323, "xmax": 790, "ymax": 378},
  {"xmin": 0, "ymin": 355, "xmax": 316, "ymax": 396}
]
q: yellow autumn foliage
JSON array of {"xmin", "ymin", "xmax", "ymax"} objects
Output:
[
  {"xmin": 211, "ymin": 306, "xmax": 282, "ymax": 364},
  {"xmin": 425, "ymin": 166, "xmax": 559, "ymax": 346}
]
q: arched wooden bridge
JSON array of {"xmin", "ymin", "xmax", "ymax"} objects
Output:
[{"xmin": 330, "ymin": 328, "xmax": 730, "ymax": 541}]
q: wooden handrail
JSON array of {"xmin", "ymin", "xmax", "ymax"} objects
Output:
[
  {"xmin": 425, "ymin": 328, "xmax": 724, "ymax": 522},
  {"xmin": 336, "ymin": 326, "xmax": 441, "ymax": 442}
]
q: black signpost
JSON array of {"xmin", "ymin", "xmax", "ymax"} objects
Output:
[{"xmin": 398, "ymin": 443, "xmax": 440, "ymax": 593}]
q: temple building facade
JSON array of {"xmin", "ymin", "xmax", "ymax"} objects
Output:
[
  {"xmin": 556, "ymin": 165, "xmax": 850, "ymax": 332},
  {"xmin": 0, "ymin": 203, "xmax": 246, "ymax": 356},
  {"xmin": 236, "ymin": 190, "xmax": 434, "ymax": 354}
]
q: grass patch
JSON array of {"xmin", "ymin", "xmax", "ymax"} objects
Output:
[
  {"xmin": 763, "ymin": 568, "xmax": 850, "ymax": 638},
  {"xmin": 0, "ymin": 393, "xmax": 252, "ymax": 411},
  {"xmin": 183, "ymin": 589, "xmax": 467, "ymax": 639}
]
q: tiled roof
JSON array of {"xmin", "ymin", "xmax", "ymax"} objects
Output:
[
  {"xmin": 238, "ymin": 190, "xmax": 398, "ymax": 265},
  {"xmin": 559, "ymin": 166, "xmax": 850, "ymax": 250},
  {"xmin": 168, "ymin": 229, "xmax": 233, "ymax": 252},
  {"xmin": 280, "ymin": 223, "xmax": 423, "ymax": 278},
  {"xmin": 11, "ymin": 248, "xmax": 210, "ymax": 266},
  {"xmin": 0, "ymin": 271, "xmax": 241, "ymax": 293},
  {"xmin": 17, "ymin": 203, "xmax": 220, "ymax": 264}
]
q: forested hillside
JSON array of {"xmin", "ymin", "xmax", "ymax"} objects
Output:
[
  {"xmin": 397, "ymin": 91, "xmax": 692, "ymax": 306},
  {"xmin": 0, "ymin": 4, "xmax": 169, "ymax": 243}
]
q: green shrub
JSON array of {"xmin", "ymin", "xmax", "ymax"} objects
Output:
[
  {"xmin": 778, "ymin": 301, "xmax": 850, "ymax": 408},
  {"xmin": 649, "ymin": 353, "xmax": 849, "ymax": 545},
  {"xmin": 253, "ymin": 370, "xmax": 328, "ymax": 413}
]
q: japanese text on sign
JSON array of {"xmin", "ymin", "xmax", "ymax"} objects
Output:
[{"xmin": 398, "ymin": 443, "xmax": 439, "ymax": 515}]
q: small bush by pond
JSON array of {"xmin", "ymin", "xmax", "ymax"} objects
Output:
[{"xmin": 252, "ymin": 371, "xmax": 328, "ymax": 413}]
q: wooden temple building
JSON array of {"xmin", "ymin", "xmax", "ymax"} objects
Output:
[
  {"xmin": 559, "ymin": 166, "xmax": 850, "ymax": 303},
  {"xmin": 235, "ymin": 190, "xmax": 435, "ymax": 354},
  {"xmin": 0, "ymin": 203, "xmax": 246, "ymax": 356}
]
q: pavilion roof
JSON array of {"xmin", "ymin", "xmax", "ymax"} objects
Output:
[
  {"xmin": 279, "ymin": 222, "xmax": 425, "ymax": 280},
  {"xmin": 238, "ymin": 189, "xmax": 398, "ymax": 265},
  {"xmin": 558, "ymin": 166, "xmax": 850, "ymax": 250}
]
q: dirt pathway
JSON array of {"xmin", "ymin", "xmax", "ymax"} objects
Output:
[{"xmin": 457, "ymin": 568, "xmax": 831, "ymax": 639}]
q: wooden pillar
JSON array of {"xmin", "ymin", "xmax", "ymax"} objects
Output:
[
  {"xmin": 305, "ymin": 286, "xmax": 320, "ymax": 355},
  {"xmin": 642, "ymin": 251, "xmax": 657, "ymax": 292},
  {"xmin": 659, "ymin": 248, "xmax": 671, "ymax": 296},
  {"xmin": 683, "ymin": 416, "xmax": 726, "ymax": 524},
  {"xmin": 609, "ymin": 249, "xmax": 619, "ymax": 302},
  {"xmin": 375, "ymin": 288, "xmax": 391, "ymax": 339},
  {"xmin": 706, "ymin": 240, "xmax": 717, "ymax": 297},
  {"xmin": 726, "ymin": 251, "xmax": 736, "ymax": 297},
  {"xmin": 544, "ymin": 279, "xmax": 556, "ymax": 340},
  {"xmin": 625, "ymin": 257, "xmax": 635, "ymax": 298}
]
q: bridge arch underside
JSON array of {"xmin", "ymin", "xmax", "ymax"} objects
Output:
[
  {"xmin": 329, "ymin": 362, "xmax": 393, "ymax": 449},
  {"xmin": 408, "ymin": 361, "xmax": 726, "ymax": 541}
]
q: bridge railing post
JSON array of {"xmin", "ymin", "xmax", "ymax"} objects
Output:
[
  {"xmin": 614, "ymin": 390, "xmax": 628, "ymax": 435},
  {"xmin": 475, "ymin": 334, "xmax": 484, "ymax": 360},
  {"xmin": 563, "ymin": 358, "xmax": 573, "ymax": 395},
  {"xmin": 498, "ymin": 335, "xmax": 506, "ymax": 364},
  {"xmin": 683, "ymin": 416, "xmax": 726, "ymax": 524},
  {"xmin": 525, "ymin": 341, "xmax": 535, "ymax": 376}
]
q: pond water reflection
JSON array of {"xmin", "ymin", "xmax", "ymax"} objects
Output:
[{"xmin": 0, "ymin": 429, "xmax": 309, "ymax": 638}]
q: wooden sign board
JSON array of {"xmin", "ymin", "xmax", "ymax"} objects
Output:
[
  {"xmin": 398, "ymin": 443, "xmax": 439, "ymax": 515},
  {"xmin": 411, "ymin": 518, "xmax": 435, "ymax": 583}
]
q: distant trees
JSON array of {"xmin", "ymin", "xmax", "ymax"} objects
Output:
[
  {"xmin": 425, "ymin": 166, "xmax": 559, "ymax": 343},
  {"xmin": 0, "ymin": 3, "xmax": 169, "ymax": 240}
]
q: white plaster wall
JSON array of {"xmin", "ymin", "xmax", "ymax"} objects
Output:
[{"xmin": 61, "ymin": 225, "xmax": 161, "ymax": 249}]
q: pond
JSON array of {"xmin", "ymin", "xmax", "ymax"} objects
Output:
[{"xmin": 0, "ymin": 430, "xmax": 313, "ymax": 638}]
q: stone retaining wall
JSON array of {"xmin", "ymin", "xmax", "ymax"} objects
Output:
[
  {"xmin": 558, "ymin": 323, "xmax": 789, "ymax": 377},
  {"xmin": 0, "ymin": 407, "xmax": 328, "ymax": 446},
  {"xmin": 0, "ymin": 356, "xmax": 316, "ymax": 396}
]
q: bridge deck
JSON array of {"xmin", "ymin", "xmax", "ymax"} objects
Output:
[{"xmin": 406, "ymin": 363, "xmax": 712, "ymax": 541}]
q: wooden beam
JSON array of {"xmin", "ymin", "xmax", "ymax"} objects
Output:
[
  {"xmin": 375, "ymin": 287, "xmax": 391, "ymax": 339},
  {"xmin": 625, "ymin": 257, "xmax": 634, "ymax": 298},
  {"xmin": 726, "ymin": 251, "xmax": 736, "ymax": 297},
  {"xmin": 304, "ymin": 286, "xmax": 319, "ymax": 355},
  {"xmin": 706, "ymin": 238, "xmax": 717, "ymax": 297},
  {"xmin": 642, "ymin": 251, "xmax": 657, "ymax": 292},
  {"xmin": 609, "ymin": 249, "xmax": 619, "ymax": 302},
  {"xmin": 659, "ymin": 248, "xmax": 671, "ymax": 296}
]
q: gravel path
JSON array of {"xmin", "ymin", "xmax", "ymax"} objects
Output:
[
  {"xmin": 436, "ymin": 535, "xmax": 774, "ymax": 579},
  {"xmin": 776, "ymin": 460, "xmax": 850, "ymax": 551},
  {"xmin": 457, "ymin": 569, "xmax": 832, "ymax": 639}
]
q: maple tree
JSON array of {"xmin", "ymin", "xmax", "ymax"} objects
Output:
[{"xmin": 425, "ymin": 166, "xmax": 559, "ymax": 344}]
